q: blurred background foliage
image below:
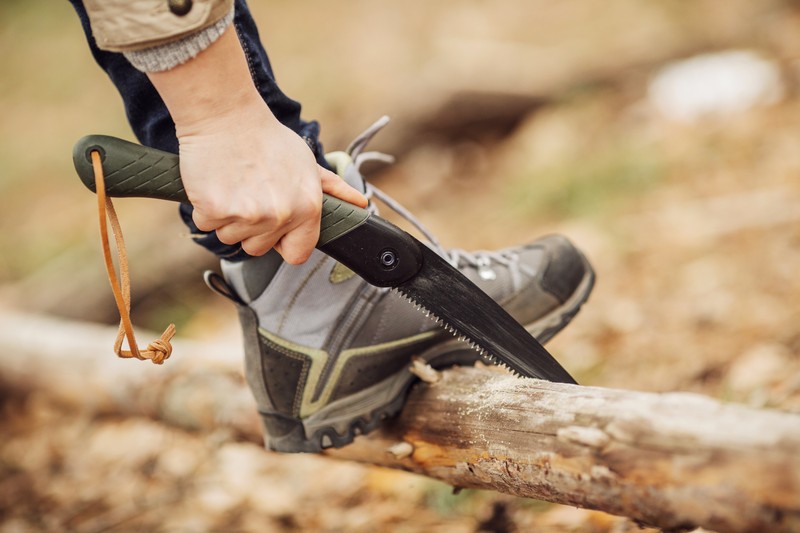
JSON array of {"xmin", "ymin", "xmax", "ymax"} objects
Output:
[{"xmin": 1, "ymin": 0, "xmax": 800, "ymax": 531}]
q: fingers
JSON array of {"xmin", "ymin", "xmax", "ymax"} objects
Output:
[
  {"xmin": 212, "ymin": 219, "xmax": 320, "ymax": 261},
  {"xmin": 170, "ymin": 82, "xmax": 370, "ymax": 266},
  {"xmin": 191, "ymin": 210, "xmax": 231, "ymax": 234},
  {"xmin": 240, "ymin": 233, "xmax": 279, "ymax": 257},
  {"xmin": 187, "ymin": 164, "xmax": 361, "ymax": 264},
  {"xmin": 215, "ymin": 222, "xmax": 277, "ymax": 252},
  {"xmin": 271, "ymin": 218, "xmax": 321, "ymax": 264},
  {"xmin": 319, "ymin": 168, "xmax": 369, "ymax": 208},
  {"xmin": 196, "ymin": 195, "xmax": 322, "ymax": 262}
]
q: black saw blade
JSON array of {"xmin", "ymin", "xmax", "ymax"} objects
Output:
[{"xmin": 396, "ymin": 245, "xmax": 577, "ymax": 383}]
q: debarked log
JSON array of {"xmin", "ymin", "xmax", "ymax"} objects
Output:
[{"xmin": 1, "ymin": 310, "xmax": 798, "ymax": 533}]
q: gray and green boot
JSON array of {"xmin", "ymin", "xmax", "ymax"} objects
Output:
[{"xmin": 205, "ymin": 118, "xmax": 595, "ymax": 453}]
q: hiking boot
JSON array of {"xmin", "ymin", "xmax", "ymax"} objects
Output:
[{"xmin": 204, "ymin": 117, "xmax": 595, "ymax": 453}]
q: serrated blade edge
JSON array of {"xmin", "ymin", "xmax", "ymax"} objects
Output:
[
  {"xmin": 392, "ymin": 286, "xmax": 521, "ymax": 376},
  {"xmin": 396, "ymin": 246, "xmax": 577, "ymax": 383}
]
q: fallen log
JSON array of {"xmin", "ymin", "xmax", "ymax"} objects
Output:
[
  {"xmin": 333, "ymin": 367, "xmax": 800, "ymax": 533},
  {"xmin": 1, "ymin": 310, "xmax": 798, "ymax": 533}
]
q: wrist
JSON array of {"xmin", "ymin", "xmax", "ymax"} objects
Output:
[
  {"xmin": 147, "ymin": 26, "xmax": 271, "ymax": 132},
  {"xmin": 174, "ymin": 88, "xmax": 272, "ymax": 138}
]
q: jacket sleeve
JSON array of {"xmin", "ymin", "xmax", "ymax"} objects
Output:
[{"xmin": 82, "ymin": 0, "xmax": 234, "ymax": 53}]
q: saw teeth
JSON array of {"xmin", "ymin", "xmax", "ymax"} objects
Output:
[
  {"xmin": 393, "ymin": 287, "xmax": 526, "ymax": 378},
  {"xmin": 393, "ymin": 286, "xmax": 505, "ymax": 365},
  {"xmin": 479, "ymin": 347, "xmax": 511, "ymax": 372}
]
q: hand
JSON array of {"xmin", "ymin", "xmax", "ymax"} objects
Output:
[
  {"xmin": 147, "ymin": 27, "xmax": 366, "ymax": 264},
  {"xmin": 178, "ymin": 104, "xmax": 366, "ymax": 263}
]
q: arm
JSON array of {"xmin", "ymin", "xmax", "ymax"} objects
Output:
[
  {"xmin": 78, "ymin": 0, "xmax": 367, "ymax": 263},
  {"xmin": 147, "ymin": 26, "xmax": 367, "ymax": 263}
]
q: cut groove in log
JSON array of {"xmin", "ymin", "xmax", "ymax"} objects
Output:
[{"xmin": 1, "ymin": 310, "xmax": 798, "ymax": 533}]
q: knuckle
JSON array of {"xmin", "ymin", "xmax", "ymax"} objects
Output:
[
  {"xmin": 271, "ymin": 206, "xmax": 293, "ymax": 227},
  {"xmin": 283, "ymin": 248, "xmax": 311, "ymax": 265},
  {"xmin": 242, "ymin": 241, "xmax": 268, "ymax": 257},
  {"xmin": 308, "ymin": 197, "xmax": 323, "ymax": 218},
  {"xmin": 236, "ymin": 201, "xmax": 264, "ymax": 225},
  {"xmin": 298, "ymin": 192, "xmax": 322, "ymax": 219},
  {"xmin": 193, "ymin": 217, "xmax": 215, "ymax": 233},
  {"xmin": 191, "ymin": 209, "xmax": 216, "ymax": 232},
  {"xmin": 215, "ymin": 229, "xmax": 239, "ymax": 245},
  {"xmin": 197, "ymin": 197, "xmax": 227, "ymax": 219},
  {"xmin": 241, "ymin": 234, "xmax": 275, "ymax": 257}
]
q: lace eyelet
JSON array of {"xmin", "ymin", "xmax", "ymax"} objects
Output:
[
  {"xmin": 476, "ymin": 257, "xmax": 497, "ymax": 281},
  {"xmin": 479, "ymin": 268, "xmax": 497, "ymax": 281}
]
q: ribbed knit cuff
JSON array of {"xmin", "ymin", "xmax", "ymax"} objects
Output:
[{"xmin": 123, "ymin": 7, "xmax": 235, "ymax": 73}]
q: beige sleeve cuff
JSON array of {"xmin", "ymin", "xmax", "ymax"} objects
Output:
[
  {"xmin": 83, "ymin": 0, "xmax": 233, "ymax": 52},
  {"xmin": 123, "ymin": 7, "xmax": 234, "ymax": 72}
]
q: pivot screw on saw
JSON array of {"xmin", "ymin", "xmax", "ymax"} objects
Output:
[{"xmin": 380, "ymin": 248, "xmax": 399, "ymax": 270}]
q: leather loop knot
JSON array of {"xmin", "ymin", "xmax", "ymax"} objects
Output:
[
  {"xmin": 91, "ymin": 150, "xmax": 176, "ymax": 365},
  {"xmin": 145, "ymin": 324, "xmax": 176, "ymax": 364}
]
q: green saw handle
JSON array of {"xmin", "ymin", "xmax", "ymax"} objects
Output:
[{"xmin": 72, "ymin": 134, "xmax": 369, "ymax": 247}]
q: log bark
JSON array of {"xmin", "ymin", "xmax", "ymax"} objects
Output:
[{"xmin": 1, "ymin": 310, "xmax": 799, "ymax": 533}]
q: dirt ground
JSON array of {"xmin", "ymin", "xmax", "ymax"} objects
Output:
[{"xmin": 1, "ymin": 1, "xmax": 799, "ymax": 531}]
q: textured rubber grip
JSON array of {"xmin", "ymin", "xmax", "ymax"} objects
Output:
[
  {"xmin": 73, "ymin": 135, "xmax": 188, "ymax": 203},
  {"xmin": 72, "ymin": 135, "xmax": 370, "ymax": 246},
  {"xmin": 318, "ymin": 195, "xmax": 370, "ymax": 246}
]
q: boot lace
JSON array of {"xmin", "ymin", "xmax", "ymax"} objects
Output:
[{"xmin": 348, "ymin": 116, "xmax": 535, "ymax": 282}]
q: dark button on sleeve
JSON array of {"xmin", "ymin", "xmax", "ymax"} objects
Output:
[{"xmin": 168, "ymin": 0, "xmax": 193, "ymax": 16}]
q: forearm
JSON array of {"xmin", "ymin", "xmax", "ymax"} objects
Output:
[{"xmin": 146, "ymin": 25, "xmax": 269, "ymax": 132}]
